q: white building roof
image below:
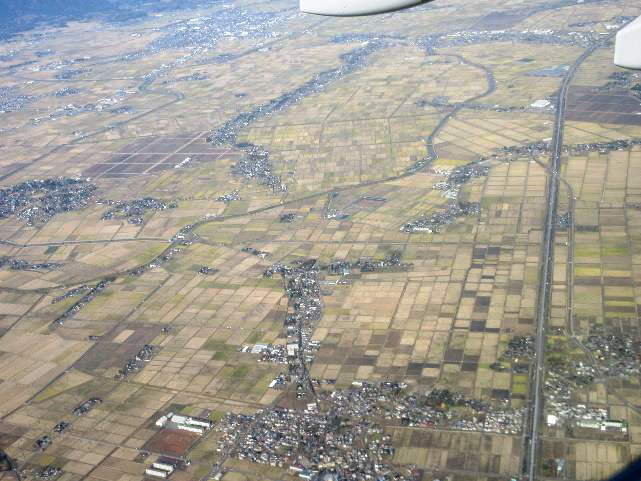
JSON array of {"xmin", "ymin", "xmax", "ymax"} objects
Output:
[{"xmin": 531, "ymin": 99, "xmax": 551, "ymax": 108}]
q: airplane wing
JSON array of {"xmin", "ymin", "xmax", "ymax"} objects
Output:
[
  {"xmin": 299, "ymin": 0, "xmax": 430, "ymax": 16},
  {"xmin": 614, "ymin": 15, "xmax": 641, "ymax": 70}
]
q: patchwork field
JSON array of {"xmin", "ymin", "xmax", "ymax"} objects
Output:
[{"xmin": 0, "ymin": 0, "xmax": 640, "ymax": 480}]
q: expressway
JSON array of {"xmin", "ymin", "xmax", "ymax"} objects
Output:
[{"xmin": 526, "ymin": 31, "xmax": 620, "ymax": 481}]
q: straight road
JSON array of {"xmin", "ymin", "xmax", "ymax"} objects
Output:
[{"xmin": 526, "ymin": 31, "xmax": 619, "ymax": 481}]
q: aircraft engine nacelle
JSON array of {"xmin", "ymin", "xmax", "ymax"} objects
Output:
[
  {"xmin": 300, "ymin": 0, "xmax": 429, "ymax": 16},
  {"xmin": 614, "ymin": 16, "xmax": 641, "ymax": 70}
]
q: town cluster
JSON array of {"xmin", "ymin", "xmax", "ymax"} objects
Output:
[
  {"xmin": 216, "ymin": 383, "xmax": 523, "ymax": 480},
  {"xmin": 100, "ymin": 197, "xmax": 176, "ymax": 225}
]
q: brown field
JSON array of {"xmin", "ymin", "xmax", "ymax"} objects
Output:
[{"xmin": 144, "ymin": 429, "xmax": 200, "ymax": 458}]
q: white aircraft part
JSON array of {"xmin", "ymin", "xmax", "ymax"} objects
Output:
[
  {"xmin": 300, "ymin": 0, "xmax": 427, "ymax": 16},
  {"xmin": 614, "ymin": 16, "xmax": 641, "ymax": 70}
]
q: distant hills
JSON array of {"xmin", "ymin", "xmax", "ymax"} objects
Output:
[
  {"xmin": 0, "ymin": 0, "xmax": 217, "ymax": 40},
  {"xmin": 0, "ymin": 0, "xmax": 111, "ymax": 17}
]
